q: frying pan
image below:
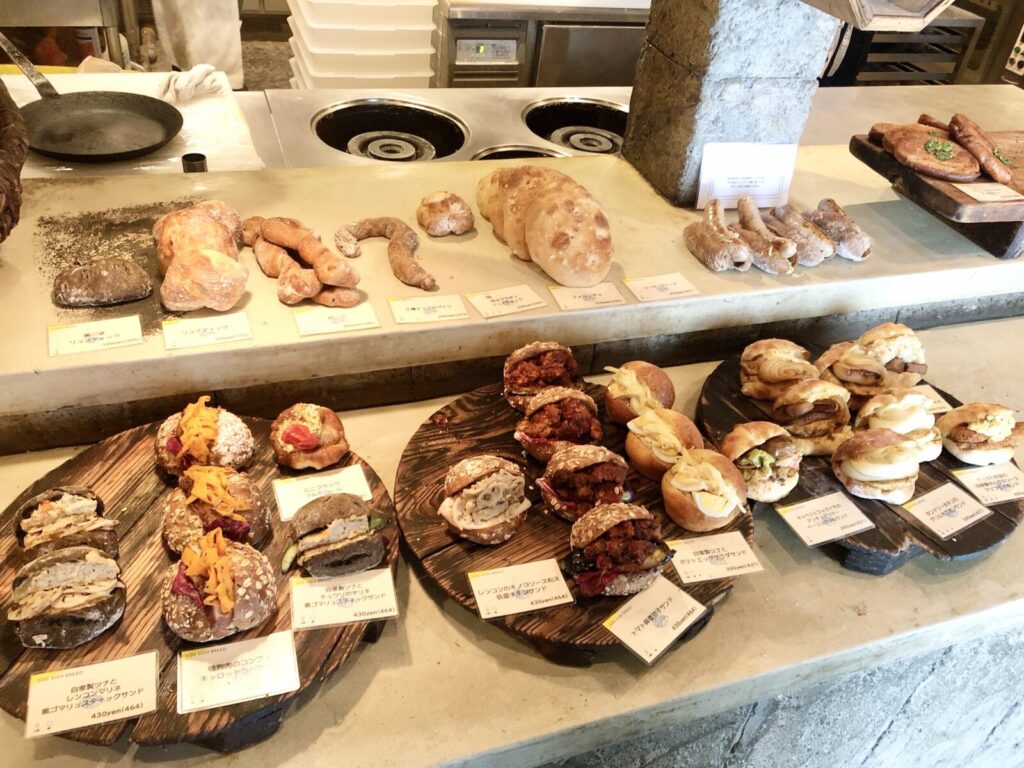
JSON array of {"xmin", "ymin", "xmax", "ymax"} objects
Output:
[{"xmin": 0, "ymin": 32, "xmax": 183, "ymax": 163}]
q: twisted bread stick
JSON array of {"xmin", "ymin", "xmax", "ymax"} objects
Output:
[{"xmin": 335, "ymin": 217, "xmax": 437, "ymax": 291}]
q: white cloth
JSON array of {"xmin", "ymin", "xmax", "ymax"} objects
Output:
[
  {"xmin": 152, "ymin": 0, "xmax": 244, "ymax": 90},
  {"xmin": 160, "ymin": 64, "xmax": 221, "ymax": 103}
]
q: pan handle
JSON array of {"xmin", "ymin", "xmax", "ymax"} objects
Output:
[{"xmin": 0, "ymin": 32, "xmax": 60, "ymax": 100}]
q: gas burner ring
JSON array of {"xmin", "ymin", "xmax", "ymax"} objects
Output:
[
  {"xmin": 550, "ymin": 126, "xmax": 621, "ymax": 154},
  {"xmin": 522, "ymin": 97, "xmax": 628, "ymax": 156},
  {"xmin": 347, "ymin": 131, "xmax": 436, "ymax": 162},
  {"xmin": 471, "ymin": 144, "xmax": 570, "ymax": 161}
]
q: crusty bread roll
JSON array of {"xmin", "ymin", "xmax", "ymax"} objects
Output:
[
  {"xmin": 661, "ymin": 450, "xmax": 748, "ymax": 532},
  {"xmin": 604, "ymin": 361, "xmax": 675, "ymax": 424},
  {"xmin": 625, "ymin": 408, "xmax": 704, "ymax": 481},
  {"xmin": 270, "ymin": 403, "xmax": 349, "ymax": 470}
]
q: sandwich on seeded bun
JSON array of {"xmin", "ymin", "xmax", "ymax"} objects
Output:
[
  {"xmin": 502, "ymin": 341, "xmax": 582, "ymax": 412},
  {"xmin": 856, "ymin": 323, "xmax": 928, "ymax": 388},
  {"xmin": 831, "ymin": 427, "xmax": 940, "ymax": 504},
  {"xmin": 937, "ymin": 403, "xmax": 1023, "ymax": 466},
  {"xmin": 624, "ymin": 408, "xmax": 704, "ymax": 481},
  {"xmin": 538, "ymin": 445, "xmax": 629, "ymax": 522},
  {"xmin": 15, "ymin": 486, "xmax": 118, "ymax": 563},
  {"xmin": 281, "ymin": 493, "xmax": 389, "ymax": 577},
  {"xmin": 740, "ymin": 339, "xmax": 819, "ymax": 401},
  {"xmin": 603, "ymin": 361, "xmax": 675, "ymax": 424},
  {"xmin": 439, "ymin": 455, "xmax": 530, "ymax": 545},
  {"xmin": 854, "ymin": 389, "xmax": 935, "ymax": 434},
  {"xmin": 514, "ymin": 387, "xmax": 601, "ymax": 462},
  {"xmin": 720, "ymin": 422, "xmax": 802, "ymax": 503},
  {"xmin": 661, "ymin": 449, "xmax": 749, "ymax": 532},
  {"xmin": 155, "ymin": 395, "xmax": 255, "ymax": 475}
]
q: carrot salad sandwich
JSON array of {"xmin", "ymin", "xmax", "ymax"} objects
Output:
[{"xmin": 155, "ymin": 395, "xmax": 254, "ymax": 475}]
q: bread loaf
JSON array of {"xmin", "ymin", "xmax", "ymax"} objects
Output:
[{"xmin": 160, "ymin": 248, "xmax": 248, "ymax": 312}]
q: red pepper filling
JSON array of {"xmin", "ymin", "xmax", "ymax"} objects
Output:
[
  {"xmin": 203, "ymin": 516, "xmax": 251, "ymax": 542},
  {"xmin": 282, "ymin": 423, "xmax": 320, "ymax": 451},
  {"xmin": 170, "ymin": 562, "xmax": 204, "ymax": 608}
]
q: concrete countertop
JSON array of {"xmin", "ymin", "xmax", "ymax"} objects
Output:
[{"xmin": 0, "ymin": 316, "xmax": 1022, "ymax": 766}]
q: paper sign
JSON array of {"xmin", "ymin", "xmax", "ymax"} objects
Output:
[
  {"xmin": 951, "ymin": 182, "xmax": 1024, "ymax": 203},
  {"xmin": 623, "ymin": 273, "xmax": 700, "ymax": 303},
  {"xmin": 389, "ymin": 295, "xmax": 469, "ymax": 324},
  {"xmin": 176, "ymin": 631, "xmax": 300, "ymax": 714},
  {"xmin": 292, "ymin": 303, "xmax": 381, "ymax": 336},
  {"xmin": 775, "ymin": 492, "xmax": 875, "ymax": 547},
  {"xmin": 903, "ymin": 483, "xmax": 993, "ymax": 539},
  {"xmin": 953, "ymin": 463, "xmax": 1024, "ymax": 506},
  {"xmin": 696, "ymin": 143, "xmax": 799, "ymax": 210},
  {"xmin": 548, "ymin": 282, "xmax": 626, "ymax": 311},
  {"xmin": 668, "ymin": 532, "xmax": 763, "ymax": 584},
  {"xmin": 912, "ymin": 384, "xmax": 953, "ymax": 414},
  {"xmin": 465, "ymin": 284, "xmax": 547, "ymax": 318},
  {"xmin": 162, "ymin": 311, "xmax": 251, "ymax": 350},
  {"xmin": 26, "ymin": 652, "xmax": 158, "ymax": 737},
  {"xmin": 47, "ymin": 315, "xmax": 143, "ymax": 357},
  {"xmin": 602, "ymin": 574, "xmax": 705, "ymax": 665},
  {"xmin": 273, "ymin": 464, "xmax": 372, "ymax": 521},
  {"xmin": 467, "ymin": 559, "xmax": 574, "ymax": 619},
  {"xmin": 291, "ymin": 569, "xmax": 399, "ymax": 630}
]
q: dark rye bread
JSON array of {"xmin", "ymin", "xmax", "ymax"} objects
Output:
[
  {"xmin": 161, "ymin": 471, "xmax": 271, "ymax": 554},
  {"xmin": 444, "ymin": 456, "xmax": 523, "ymax": 497},
  {"xmin": 52, "ymin": 257, "xmax": 153, "ymax": 308},
  {"xmin": 569, "ymin": 503, "xmax": 653, "ymax": 549},
  {"xmin": 291, "ymin": 492, "xmax": 373, "ymax": 536},
  {"xmin": 15, "ymin": 486, "xmax": 119, "ymax": 562},
  {"xmin": 298, "ymin": 535, "xmax": 384, "ymax": 577}
]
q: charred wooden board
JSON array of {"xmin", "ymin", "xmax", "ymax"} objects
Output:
[
  {"xmin": 394, "ymin": 382, "xmax": 753, "ymax": 667},
  {"xmin": 0, "ymin": 418, "xmax": 398, "ymax": 750},
  {"xmin": 697, "ymin": 354, "xmax": 1023, "ymax": 575}
]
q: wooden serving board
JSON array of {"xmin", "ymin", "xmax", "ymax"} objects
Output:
[
  {"xmin": 394, "ymin": 382, "xmax": 753, "ymax": 667},
  {"xmin": 0, "ymin": 418, "xmax": 399, "ymax": 751},
  {"xmin": 849, "ymin": 131, "xmax": 1024, "ymax": 259},
  {"xmin": 697, "ymin": 354, "xmax": 1023, "ymax": 575}
]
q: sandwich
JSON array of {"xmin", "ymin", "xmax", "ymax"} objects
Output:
[
  {"xmin": 281, "ymin": 493, "xmax": 389, "ymax": 577},
  {"xmin": 854, "ymin": 389, "xmax": 935, "ymax": 434},
  {"xmin": 815, "ymin": 341, "xmax": 888, "ymax": 407},
  {"xmin": 270, "ymin": 403, "xmax": 350, "ymax": 471},
  {"xmin": 564, "ymin": 503, "xmax": 672, "ymax": 597},
  {"xmin": 8, "ymin": 546, "xmax": 125, "ymax": 649},
  {"xmin": 15, "ymin": 486, "xmax": 117, "ymax": 562},
  {"xmin": 162, "ymin": 528, "xmax": 276, "ymax": 643},
  {"xmin": 832, "ymin": 428, "xmax": 941, "ymax": 503},
  {"xmin": 161, "ymin": 465, "xmax": 271, "ymax": 554},
  {"xmin": 503, "ymin": 341, "xmax": 582, "ymax": 412},
  {"xmin": 155, "ymin": 395, "xmax": 255, "ymax": 475},
  {"xmin": 720, "ymin": 422, "xmax": 802, "ymax": 503},
  {"xmin": 740, "ymin": 339, "xmax": 819, "ymax": 401},
  {"xmin": 439, "ymin": 455, "xmax": 531, "ymax": 545},
  {"xmin": 625, "ymin": 408, "xmax": 704, "ymax": 481},
  {"xmin": 514, "ymin": 387, "xmax": 602, "ymax": 462},
  {"xmin": 856, "ymin": 323, "xmax": 928, "ymax": 387},
  {"xmin": 603, "ymin": 361, "xmax": 675, "ymax": 424},
  {"xmin": 937, "ymin": 403, "xmax": 1023, "ymax": 466},
  {"xmin": 537, "ymin": 445, "xmax": 629, "ymax": 522},
  {"xmin": 772, "ymin": 380, "xmax": 852, "ymax": 444},
  {"xmin": 661, "ymin": 449, "xmax": 749, "ymax": 531}
]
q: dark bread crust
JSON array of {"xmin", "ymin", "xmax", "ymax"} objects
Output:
[
  {"xmin": 605, "ymin": 361, "xmax": 676, "ymax": 424},
  {"xmin": 270, "ymin": 404, "xmax": 350, "ymax": 470},
  {"xmin": 290, "ymin": 493, "xmax": 373, "ymax": 537},
  {"xmin": 14, "ymin": 589, "xmax": 125, "ymax": 650},
  {"xmin": 15, "ymin": 487, "xmax": 117, "ymax": 561},
  {"xmin": 298, "ymin": 533, "xmax": 385, "ymax": 577},
  {"xmin": 569, "ymin": 503, "xmax": 652, "ymax": 549}
]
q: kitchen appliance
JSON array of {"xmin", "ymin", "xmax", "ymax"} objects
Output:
[{"xmin": 954, "ymin": 0, "xmax": 1024, "ymax": 85}]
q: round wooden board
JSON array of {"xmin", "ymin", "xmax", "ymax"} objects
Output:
[
  {"xmin": 697, "ymin": 354, "xmax": 1024, "ymax": 575},
  {"xmin": 0, "ymin": 417, "xmax": 399, "ymax": 750},
  {"xmin": 394, "ymin": 382, "xmax": 753, "ymax": 666}
]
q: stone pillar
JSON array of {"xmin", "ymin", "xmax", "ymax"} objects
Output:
[{"xmin": 623, "ymin": 0, "xmax": 840, "ymax": 206}]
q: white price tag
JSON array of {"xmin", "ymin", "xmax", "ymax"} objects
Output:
[
  {"xmin": 26, "ymin": 652, "xmax": 158, "ymax": 738},
  {"xmin": 903, "ymin": 483, "xmax": 993, "ymax": 539},
  {"xmin": 623, "ymin": 273, "xmax": 700, "ymax": 303},
  {"xmin": 548, "ymin": 282, "xmax": 626, "ymax": 311},
  {"xmin": 467, "ymin": 559, "xmax": 574, "ymax": 619},
  {"xmin": 273, "ymin": 464, "xmax": 372, "ymax": 521},
  {"xmin": 162, "ymin": 311, "xmax": 251, "ymax": 350},
  {"xmin": 951, "ymin": 182, "xmax": 1024, "ymax": 203},
  {"xmin": 389, "ymin": 295, "xmax": 469, "ymax": 324},
  {"xmin": 465, "ymin": 284, "xmax": 547, "ymax": 318},
  {"xmin": 291, "ymin": 569, "xmax": 398, "ymax": 629},
  {"xmin": 47, "ymin": 315, "xmax": 143, "ymax": 357},
  {"xmin": 602, "ymin": 574, "xmax": 705, "ymax": 665},
  {"xmin": 668, "ymin": 532, "xmax": 763, "ymax": 584},
  {"xmin": 292, "ymin": 304, "xmax": 381, "ymax": 336},
  {"xmin": 912, "ymin": 384, "xmax": 953, "ymax": 414},
  {"xmin": 696, "ymin": 143, "xmax": 798, "ymax": 210},
  {"xmin": 953, "ymin": 463, "xmax": 1024, "ymax": 506},
  {"xmin": 176, "ymin": 631, "xmax": 300, "ymax": 714},
  {"xmin": 775, "ymin": 491, "xmax": 875, "ymax": 547}
]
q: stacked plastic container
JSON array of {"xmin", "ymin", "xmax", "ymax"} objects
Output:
[{"xmin": 287, "ymin": 0, "xmax": 437, "ymax": 89}]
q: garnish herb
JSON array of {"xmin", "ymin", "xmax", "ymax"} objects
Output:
[{"xmin": 924, "ymin": 139, "xmax": 954, "ymax": 162}]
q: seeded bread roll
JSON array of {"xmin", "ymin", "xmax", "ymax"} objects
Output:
[
  {"xmin": 540, "ymin": 445, "xmax": 628, "ymax": 522},
  {"xmin": 515, "ymin": 387, "xmax": 600, "ymax": 462},
  {"xmin": 439, "ymin": 455, "xmax": 530, "ymax": 545},
  {"xmin": 160, "ymin": 470, "xmax": 271, "ymax": 554},
  {"xmin": 155, "ymin": 406, "xmax": 255, "ymax": 476},
  {"xmin": 502, "ymin": 341, "xmax": 582, "ymax": 412}
]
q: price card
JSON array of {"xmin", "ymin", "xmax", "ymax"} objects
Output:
[
  {"xmin": 602, "ymin": 575, "xmax": 706, "ymax": 665},
  {"xmin": 696, "ymin": 142, "xmax": 799, "ymax": 209},
  {"xmin": 775, "ymin": 491, "xmax": 875, "ymax": 547},
  {"xmin": 47, "ymin": 315, "xmax": 143, "ymax": 357},
  {"xmin": 465, "ymin": 284, "xmax": 547, "ymax": 318},
  {"xmin": 668, "ymin": 532, "xmax": 763, "ymax": 584},
  {"xmin": 292, "ymin": 303, "xmax": 381, "ymax": 336},
  {"xmin": 953, "ymin": 463, "xmax": 1024, "ymax": 506},
  {"xmin": 162, "ymin": 311, "xmax": 251, "ymax": 350},
  {"xmin": 273, "ymin": 464, "xmax": 372, "ymax": 521},
  {"xmin": 548, "ymin": 282, "xmax": 626, "ymax": 311},
  {"xmin": 467, "ymin": 559, "xmax": 574, "ymax": 619},
  {"xmin": 622, "ymin": 273, "xmax": 700, "ymax": 303},
  {"xmin": 291, "ymin": 569, "xmax": 399, "ymax": 630},
  {"xmin": 176, "ymin": 631, "xmax": 300, "ymax": 714},
  {"xmin": 912, "ymin": 384, "xmax": 953, "ymax": 414},
  {"xmin": 25, "ymin": 652, "xmax": 158, "ymax": 738},
  {"xmin": 951, "ymin": 182, "xmax": 1024, "ymax": 203},
  {"xmin": 389, "ymin": 295, "xmax": 469, "ymax": 324},
  {"xmin": 902, "ymin": 483, "xmax": 993, "ymax": 539}
]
